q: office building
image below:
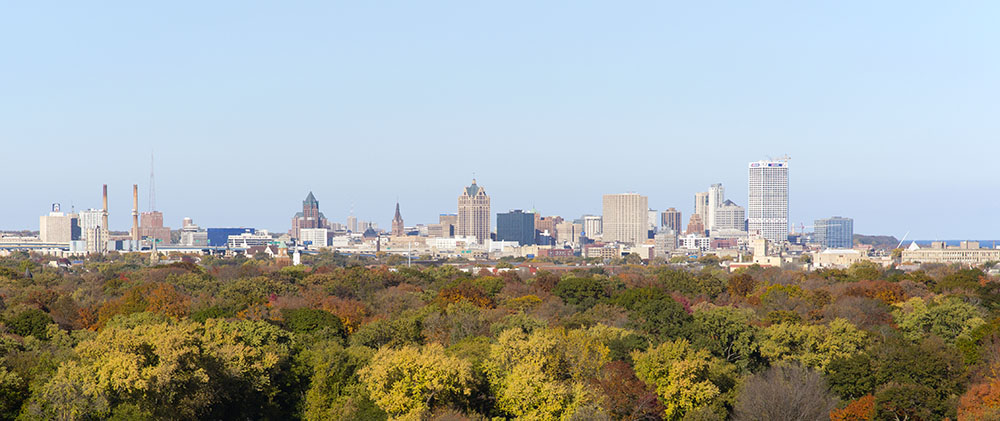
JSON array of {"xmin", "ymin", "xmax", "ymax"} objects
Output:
[
  {"xmin": 139, "ymin": 211, "xmax": 171, "ymax": 243},
  {"xmin": 347, "ymin": 215, "xmax": 358, "ymax": 233},
  {"xmin": 179, "ymin": 218, "xmax": 209, "ymax": 247},
  {"xmin": 602, "ymin": 193, "xmax": 648, "ymax": 245},
  {"xmin": 207, "ymin": 228, "xmax": 255, "ymax": 247},
  {"xmin": 39, "ymin": 204, "xmax": 80, "ymax": 243},
  {"xmin": 391, "ymin": 202, "xmax": 405, "ymax": 237},
  {"xmin": 300, "ymin": 228, "xmax": 329, "ymax": 248},
  {"xmin": 654, "ymin": 229, "xmax": 678, "ymax": 258},
  {"xmin": 583, "ymin": 215, "xmax": 602, "ymax": 239},
  {"xmin": 457, "ymin": 180, "xmax": 490, "ymax": 243},
  {"xmin": 903, "ymin": 241, "xmax": 1000, "ymax": 265},
  {"xmin": 227, "ymin": 231, "xmax": 273, "ymax": 248},
  {"xmin": 707, "ymin": 183, "xmax": 724, "ymax": 232},
  {"xmin": 648, "ymin": 209, "xmax": 659, "ymax": 232},
  {"xmin": 556, "ymin": 221, "xmax": 583, "ymax": 245},
  {"xmin": 685, "ymin": 214, "xmax": 705, "ymax": 236},
  {"xmin": 661, "ymin": 208, "xmax": 682, "ymax": 234},
  {"xmin": 290, "ymin": 192, "xmax": 330, "ymax": 239},
  {"xmin": 748, "ymin": 160, "xmax": 789, "ymax": 243},
  {"xmin": 694, "ymin": 191, "xmax": 709, "ymax": 231},
  {"xmin": 713, "ymin": 200, "xmax": 746, "ymax": 232},
  {"xmin": 814, "ymin": 217, "xmax": 854, "ymax": 249},
  {"xmin": 496, "ymin": 210, "xmax": 535, "ymax": 246}
]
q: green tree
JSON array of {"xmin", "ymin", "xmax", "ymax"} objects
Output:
[
  {"xmin": 689, "ymin": 305, "xmax": 763, "ymax": 372},
  {"xmin": 553, "ymin": 277, "xmax": 611, "ymax": 311},
  {"xmin": 613, "ymin": 288, "xmax": 692, "ymax": 343},
  {"xmin": 5, "ymin": 308, "xmax": 54, "ymax": 340},
  {"xmin": 631, "ymin": 339, "xmax": 732, "ymax": 420},
  {"xmin": 280, "ymin": 307, "xmax": 346, "ymax": 338},
  {"xmin": 482, "ymin": 328, "xmax": 609, "ymax": 420},
  {"xmin": 358, "ymin": 343, "xmax": 473, "ymax": 419},
  {"xmin": 760, "ymin": 319, "xmax": 867, "ymax": 371},
  {"xmin": 892, "ymin": 296, "xmax": 985, "ymax": 344}
]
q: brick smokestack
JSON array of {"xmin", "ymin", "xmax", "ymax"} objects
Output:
[
  {"xmin": 132, "ymin": 184, "xmax": 139, "ymax": 243},
  {"xmin": 102, "ymin": 184, "xmax": 109, "ymax": 232}
]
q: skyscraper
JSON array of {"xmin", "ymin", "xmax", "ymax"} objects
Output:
[
  {"xmin": 713, "ymin": 200, "xmax": 746, "ymax": 233},
  {"xmin": 748, "ymin": 160, "xmax": 789, "ymax": 242},
  {"xmin": 694, "ymin": 191, "xmax": 709, "ymax": 231},
  {"xmin": 661, "ymin": 208, "xmax": 682, "ymax": 234},
  {"xmin": 496, "ymin": 210, "xmax": 535, "ymax": 246},
  {"xmin": 707, "ymin": 183, "xmax": 724, "ymax": 232},
  {"xmin": 815, "ymin": 217, "xmax": 854, "ymax": 249},
  {"xmin": 391, "ymin": 202, "xmax": 404, "ymax": 236},
  {"xmin": 602, "ymin": 193, "xmax": 648, "ymax": 245},
  {"xmin": 291, "ymin": 192, "xmax": 330, "ymax": 239},
  {"xmin": 582, "ymin": 215, "xmax": 602, "ymax": 239},
  {"xmin": 457, "ymin": 179, "xmax": 490, "ymax": 243}
]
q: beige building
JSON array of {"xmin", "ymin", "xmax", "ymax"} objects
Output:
[
  {"xmin": 694, "ymin": 191, "xmax": 709, "ymax": 232},
  {"xmin": 902, "ymin": 241, "xmax": 1000, "ymax": 265},
  {"xmin": 39, "ymin": 206, "xmax": 80, "ymax": 243},
  {"xmin": 602, "ymin": 193, "xmax": 648, "ymax": 245},
  {"xmin": 813, "ymin": 249, "xmax": 867, "ymax": 268},
  {"xmin": 457, "ymin": 180, "xmax": 490, "ymax": 243},
  {"xmin": 555, "ymin": 221, "xmax": 582, "ymax": 245}
]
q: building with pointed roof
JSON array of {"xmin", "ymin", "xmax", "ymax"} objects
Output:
[
  {"xmin": 392, "ymin": 202, "xmax": 405, "ymax": 236},
  {"xmin": 457, "ymin": 179, "xmax": 490, "ymax": 243},
  {"xmin": 290, "ymin": 191, "xmax": 330, "ymax": 239}
]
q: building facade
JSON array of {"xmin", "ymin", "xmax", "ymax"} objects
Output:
[
  {"xmin": 814, "ymin": 216, "xmax": 854, "ymax": 249},
  {"xmin": 139, "ymin": 211, "xmax": 171, "ymax": 243},
  {"xmin": 694, "ymin": 191, "xmax": 709, "ymax": 231},
  {"xmin": 290, "ymin": 192, "xmax": 330, "ymax": 239},
  {"xmin": 300, "ymin": 228, "xmax": 329, "ymax": 248},
  {"xmin": 661, "ymin": 208, "xmax": 682, "ymax": 234},
  {"xmin": 457, "ymin": 180, "xmax": 491, "ymax": 243},
  {"xmin": 748, "ymin": 160, "xmax": 789, "ymax": 243},
  {"xmin": 496, "ymin": 210, "xmax": 535, "ymax": 246},
  {"xmin": 582, "ymin": 215, "xmax": 602, "ymax": 239},
  {"xmin": 39, "ymin": 205, "xmax": 80, "ymax": 243},
  {"xmin": 602, "ymin": 193, "xmax": 648, "ymax": 245},
  {"xmin": 713, "ymin": 200, "xmax": 746, "ymax": 233},
  {"xmin": 707, "ymin": 183, "xmax": 724, "ymax": 232}
]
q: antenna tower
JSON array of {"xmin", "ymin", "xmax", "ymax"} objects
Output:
[{"xmin": 149, "ymin": 152, "xmax": 156, "ymax": 211}]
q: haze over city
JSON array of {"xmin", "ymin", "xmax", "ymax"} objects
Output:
[{"xmin": 2, "ymin": 2, "xmax": 999, "ymax": 239}]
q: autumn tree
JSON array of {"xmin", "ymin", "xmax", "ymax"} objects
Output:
[
  {"xmin": 358, "ymin": 343, "xmax": 474, "ymax": 419},
  {"xmin": 631, "ymin": 338, "xmax": 735, "ymax": 420},
  {"xmin": 732, "ymin": 363, "xmax": 838, "ymax": 421}
]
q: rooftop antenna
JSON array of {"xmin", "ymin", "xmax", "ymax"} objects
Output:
[{"xmin": 149, "ymin": 151, "xmax": 156, "ymax": 212}]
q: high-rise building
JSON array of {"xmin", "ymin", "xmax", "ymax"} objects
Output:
[
  {"xmin": 654, "ymin": 229, "xmax": 678, "ymax": 258},
  {"xmin": 602, "ymin": 193, "xmax": 648, "ymax": 245},
  {"xmin": 583, "ymin": 215, "xmax": 602, "ymax": 239},
  {"xmin": 139, "ymin": 211, "xmax": 171, "ymax": 243},
  {"xmin": 685, "ymin": 214, "xmax": 706, "ymax": 236},
  {"xmin": 290, "ymin": 192, "xmax": 330, "ymax": 239},
  {"xmin": 347, "ymin": 215, "xmax": 358, "ymax": 233},
  {"xmin": 648, "ymin": 209, "xmax": 659, "ymax": 232},
  {"xmin": 707, "ymin": 183, "xmax": 724, "ymax": 232},
  {"xmin": 457, "ymin": 179, "xmax": 490, "ymax": 243},
  {"xmin": 661, "ymin": 208, "xmax": 682, "ymax": 234},
  {"xmin": 555, "ymin": 221, "xmax": 583, "ymax": 245},
  {"xmin": 534, "ymin": 214, "xmax": 563, "ymax": 239},
  {"xmin": 39, "ymin": 204, "xmax": 80, "ymax": 243},
  {"xmin": 496, "ymin": 210, "xmax": 535, "ymax": 246},
  {"xmin": 713, "ymin": 200, "xmax": 746, "ymax": 232},
  {"xmin": 694, "ymin": 191, "xmax": 709, "ymax": 231},
  {"xmin": 814, "ymin": 217, "xmax": 854, "ymax": 249},
  {"xmin": 428, "ymin": 214, "xmax": 457, "ymax": 238},
  {"xmin": 748, "ymin": 160, "xmax": 789, "ymax": 243},
  {"xmin": 391, "ymin": 202, "xmax": 404, "ymax": 236}
]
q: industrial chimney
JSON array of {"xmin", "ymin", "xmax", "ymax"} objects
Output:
[
  {"xmin": 102, "ymin": 184, "xmax": 109, "ymax": 231},
  {"xmin": 132, "ymin": 184, "xmax": 139, "ymax": 243}
]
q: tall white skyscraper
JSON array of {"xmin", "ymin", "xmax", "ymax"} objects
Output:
[
  {"xmin": 602, "ymin": 193, "xmax": 649, "ymax": 245},
  {"xmin": 694, "ymin": 191, "xmax": 709, "ymax": 230},
  {"xmin": 707, "ymin": 183, "xmax": 724, "ymax": 232},
  {"xmin": 748, "ymin": 160, "xmax": 789, "ymax": 242}
]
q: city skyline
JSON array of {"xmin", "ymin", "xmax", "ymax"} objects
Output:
[{"xmin": 3, "ymin": 3, "xmax": 999, "ymax": 239}]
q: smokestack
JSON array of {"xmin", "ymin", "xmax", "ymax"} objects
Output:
[
  {"xmin": 132, "ymin": 184, "xmax": 139, "ymax": 243},
  {"xmin": 102, "ymin": 184, "xmax": 109, "ymax": 231}
]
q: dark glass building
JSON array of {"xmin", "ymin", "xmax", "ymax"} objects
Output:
[
  {"xmin": 814, "ymin": 217, "xmax": 853, "ymax": 249},
  {"xmin": 496, "ymin": 210, "xmax": 535, "ymax": 246},
  {"xmin": 207, "ymin": 228, "xmax": 255, "ymax": 247}
]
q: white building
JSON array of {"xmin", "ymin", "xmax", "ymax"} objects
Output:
[
  {"xmin": 712, "ymin": 199, "xmax": 746, "ymax": 237},
  {"xmin": 602, "ymin": 193, "xmax": 649, "ymax": 245},
  {"xmin": 748, "ymin": 160, "xmax": 789, "ymax": 243},
  {"xmin": 654, "ymin": 229, "xmax": 678, "ymax": 258},
  {"xmin": 678, "ymin": 234, "xmax": 711, "ymax": 252},
  {"xmin": 227, "ymin": 231, "xmax": 273, "ymax": 248},
  {"xmin": 178, "ymin": 217, "xmax": 208, "ymax": 247},
  {"xmin": 694, "ymin": 191, "xmax": 709, "ymax": 231},
  {"xmin": 583, "ymin": 215, "xmax": 603, "ymax": 239},
  {"xmin": 299, "ymin": 228, "xmax": 329, "ymax": 248},
  {"xmin": 707, "ymin": 183, "xmax": 724, "ymax": 232}
]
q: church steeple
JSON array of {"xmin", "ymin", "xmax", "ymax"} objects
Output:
[{"xmin": 391, "ymin": 201, "xmax": 405, "ymax": 237}]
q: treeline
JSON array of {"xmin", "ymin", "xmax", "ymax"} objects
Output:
[{"xmin": 0, "ymin": 251, "xmax": 999, "ymax": 420}]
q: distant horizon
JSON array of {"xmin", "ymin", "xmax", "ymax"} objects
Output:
[{"xmin": 2, "ymin": 2, "xmax": 998, "ymax": 239}]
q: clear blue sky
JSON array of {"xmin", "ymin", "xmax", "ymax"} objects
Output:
[{"xmin": 2, "ymin": 2, "xmax": 998, "ymax": 239}]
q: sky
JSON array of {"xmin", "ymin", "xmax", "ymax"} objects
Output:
[{"xmin": 1, "ymin": 2, "xmax": 998, "ymax": 239}]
